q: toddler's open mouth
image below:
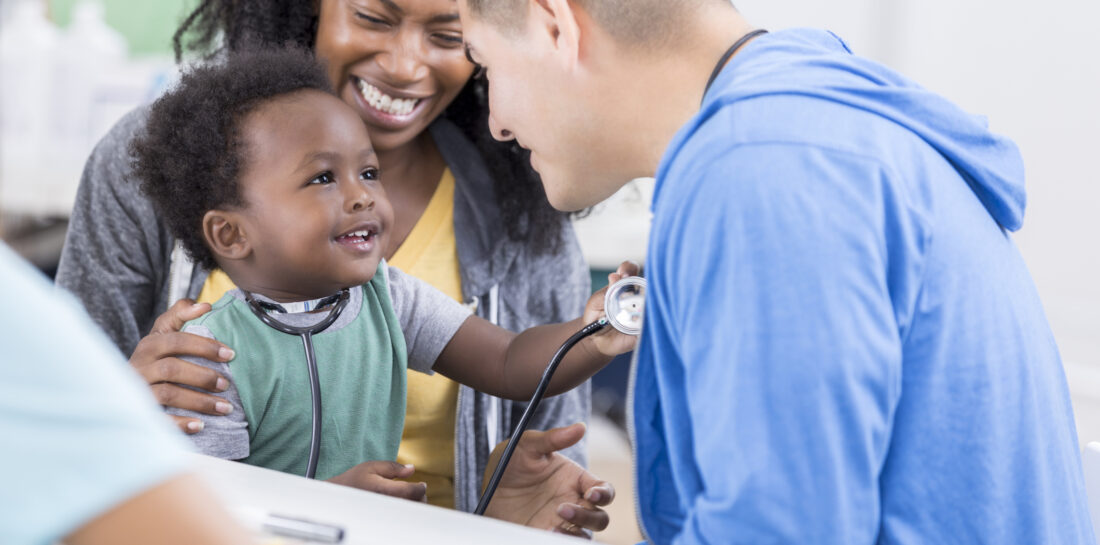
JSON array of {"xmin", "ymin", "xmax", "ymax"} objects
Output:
[{"xmin": 334, "ymin": 223, "xmax": 381, "ymax": 253}]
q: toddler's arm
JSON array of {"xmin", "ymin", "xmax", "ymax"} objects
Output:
[
  {"xmin": 163, "ymin": 325, "xmax": 250, "ymax": 460},
  {"xmin": 433, "ymin": 263, "xmax": 640, "ymax": 400}
]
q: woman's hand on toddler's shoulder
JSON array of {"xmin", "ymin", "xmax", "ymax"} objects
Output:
[
  {"xmin": 327, "ymin": 461, "xmax": 428, "ymax": 502},
  {"xmin": 130, "ymin": 299, "xmax": 235, "ymax": 434}
]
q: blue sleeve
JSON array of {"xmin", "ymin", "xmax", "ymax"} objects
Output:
[
  {"xmin": 650, "ymin": 143, "xmax": 924, "ymax": 543},
  {"xmin": 0, "ymin": 245, "xmax": 191, "ymax": 545}
]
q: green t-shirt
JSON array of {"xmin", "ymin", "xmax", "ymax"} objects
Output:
[{"xmin": 189, "ymin": 268, "xmax": 405, "ymax": 479}]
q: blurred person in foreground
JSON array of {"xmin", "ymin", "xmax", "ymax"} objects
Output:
[{"xmin": 0, "ymin": 242, "xmax": 250, "ymax": 545}]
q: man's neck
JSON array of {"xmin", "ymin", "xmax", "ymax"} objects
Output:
[{"xmin": 612, "ymin": 8, "xmax": 757, "ymax": 177}]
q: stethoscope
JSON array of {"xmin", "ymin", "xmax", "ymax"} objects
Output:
[
  {"xmin": 243, "ymin": 276, "xmax": 647, "ymax": 509},
  {"xmin": 473, "ymin": 276, "xmax": 646, "ymax": 515},
  {"xmin": 245, "ymin": 288, "xmax": 351, "ymax": 479}
]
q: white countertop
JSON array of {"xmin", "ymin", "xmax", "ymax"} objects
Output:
[{"xmin": 191, "ymin": 454, "xmax": 585, "ymax": 545}]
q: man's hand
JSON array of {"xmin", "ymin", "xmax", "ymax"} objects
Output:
[
  {"xmin": 328, "ymin": 461, "xmax": 428, "ymax": 502},
  {"xmin": 130, "ymin": 299, "xmax": 235, "ymax": 434},
  {"xmin": 483, "ymin": 423, "xmax": 615, "ymax": 538}
]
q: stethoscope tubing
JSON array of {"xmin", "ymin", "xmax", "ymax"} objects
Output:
[
  {"xmin": 473, "ymin": 317, "xmax": 610, "ymax": 515},
  {"xmin": 245, "ymin": 290, "xmax": 350, "ymax": 479}
]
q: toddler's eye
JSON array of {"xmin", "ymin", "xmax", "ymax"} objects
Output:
[
  {"xmin": 308, "ymin": 171, "xmax": 336, "ymax": 185},
  {"xmin": 361, "ymin": 167, "xmax": 380, "ymax": 181}
]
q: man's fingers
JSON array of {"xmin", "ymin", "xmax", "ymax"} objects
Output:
[
  {"xmin": 581, "ymin": 483, "xmax": 616, "ymax": 507},
  {"xmin": 150, "ymin": 382, "xmax": 233, "ymax": 415},
  {"xmin": 150, "ymin": 299, "xmax": 212, "ymax": 334},
  {"xmin": 552, "ymin": 522, "xmax": 593, "ymax": 539},
  {"xmin": 558, "ymin": 502, "xmax": 610, "ymax": 533},
  {"xmin": 170, "ymin": 415, "xmax": 206, "ymax": 434},
  {"xmin": 521, "ymin": 422, "xmax": 587, "ymax": 456}
]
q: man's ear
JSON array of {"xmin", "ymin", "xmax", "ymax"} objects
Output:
[
  {"xmin": 202, "ymin": 209, "xmax": 251, "ymax": 262},
  {"xmin": 531, "ymin": 0, "xmax": 582, "ymax": 70}
]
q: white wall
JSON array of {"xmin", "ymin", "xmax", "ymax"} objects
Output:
[{"xmin": 735, "ymin": 0, "xmax": 1100, "ymax": 442}]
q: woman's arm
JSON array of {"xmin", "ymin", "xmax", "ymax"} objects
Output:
[{"xmin": 56, "ymin": 107, "xmax": 169, "ymax": 356}]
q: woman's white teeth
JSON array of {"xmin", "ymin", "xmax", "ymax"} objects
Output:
[{"xmin": 356, "ymin": 79, "xmax": 417, "ymax": 116}]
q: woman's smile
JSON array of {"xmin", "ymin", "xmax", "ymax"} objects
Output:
[{"xmin": 350, "ymin": 75, "xmax": 433, "ymax": 130}]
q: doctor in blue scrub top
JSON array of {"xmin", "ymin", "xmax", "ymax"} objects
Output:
[
  {"xmin": 0, "ymin": 243, "xmax": 248, "ymax": 545},
  {"xmin": 457, "ymin": 0, "xmax": 1096, "ymax": 543}
]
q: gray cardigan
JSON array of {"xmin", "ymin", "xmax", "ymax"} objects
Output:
[{"xmin": 56, "ymin": 109, "xmax": 592, "ymax": 512}]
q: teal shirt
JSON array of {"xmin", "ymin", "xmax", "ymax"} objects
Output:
[{"xmin": 188, "ymin": 268, "xmax": 408, "ymax": 480}]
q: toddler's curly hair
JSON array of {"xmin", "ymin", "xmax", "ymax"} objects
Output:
[{"xmin": 131, "ymin": 45, "xmax": 332, "ymax": 270}]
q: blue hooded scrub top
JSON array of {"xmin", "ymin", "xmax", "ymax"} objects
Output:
[{"xmin": 631, "ymin": 29, "xmax": 1095, "ymax": 544}]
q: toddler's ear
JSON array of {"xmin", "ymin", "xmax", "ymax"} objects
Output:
[{"xmin": 203, "ymin": 210, "xmax": 251, "ymax": 261}]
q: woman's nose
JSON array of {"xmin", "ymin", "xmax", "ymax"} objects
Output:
[{"xmin": 376, "ymin": 32, "xmax": 428, "ymax": 85}]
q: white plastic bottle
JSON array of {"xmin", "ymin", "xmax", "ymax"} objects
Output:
[
  {"xmin": 0, "ymin": 0, "xmax": 60, "ymax": 161},
  {"xmin": 55, "ymin": 0, "xmax": 128, "ymax": 156}
]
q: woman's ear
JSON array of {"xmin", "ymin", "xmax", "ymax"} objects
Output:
[{"xmin": 202, "ymin": 210, "xmax": 251, "ymax": 262}]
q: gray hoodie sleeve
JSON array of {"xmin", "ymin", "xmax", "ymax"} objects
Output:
[{"xmin": 55, "ymin": 107, "xmax": 171, "ymax": 357}]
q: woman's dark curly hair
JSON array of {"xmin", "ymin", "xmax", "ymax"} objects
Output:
[
  {"xmin": 173, "ymin": 1, "xmax": 570, "ymax": 255},
  {"xmin": 131, "ymin": 46, "xmax": 333, "ymax": 270}
]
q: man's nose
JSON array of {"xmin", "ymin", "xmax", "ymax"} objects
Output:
[{"xmin": 488, "ymin": 113, "xmax": 514, "ymax": 142}]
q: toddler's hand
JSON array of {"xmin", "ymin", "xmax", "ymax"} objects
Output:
[
  {"xmin": 584, "ymin": 261, "xmax": 643, "ymax": 357},
  {"xmin": 327, "ymin": 461, "xmax": 428, "ymax": 502}
]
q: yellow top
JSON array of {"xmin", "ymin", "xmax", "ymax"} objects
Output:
[
  {"xmin": 196, "ymin": 269, "xmax": 236, "ymax": 306},
  {"xmin": 388, "ymin": 168, "xmax": 462, "ymax": 508},
  {"xmin": 195, "ymin": 169, "xmax": 462, "ymax": 509}
]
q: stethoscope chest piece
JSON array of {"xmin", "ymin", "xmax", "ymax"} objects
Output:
[{"xmin": 604, "ymin": 276, "xmax": 646, "ymax": 336}]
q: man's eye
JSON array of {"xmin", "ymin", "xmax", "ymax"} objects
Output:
[
  {"xmin": 361, "ymin": 167, "xmax": 380, "ymax": 181},
  {"xmin": 308, "ymin": 172, "xmax": 336, "ymax": 185}
]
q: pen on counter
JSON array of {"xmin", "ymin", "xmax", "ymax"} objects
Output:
[{"xmin": 261, "ymin": 513, "xmax": 345, "ymax": 544}]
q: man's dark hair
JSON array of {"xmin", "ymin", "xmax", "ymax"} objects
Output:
[
  {"xmin": 131, "ymin": 46, "xmax": 332, "ymax": 270},
  {"xmin": 172, "ymin": 1, "xmax": 569, "ymax": 256}
]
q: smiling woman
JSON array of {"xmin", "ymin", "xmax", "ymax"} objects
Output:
[{"xmin": 55, "ymin": 0, "xmax": 600, "ymax": 531}]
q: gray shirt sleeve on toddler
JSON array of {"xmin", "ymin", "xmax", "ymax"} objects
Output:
[
  {"xmin": 386, "ymin": 264, "xmax": 473, "ymax": 374},
  {"xmin": 163, "ymin": 324, "xmax": 251, "ymax": 461}
]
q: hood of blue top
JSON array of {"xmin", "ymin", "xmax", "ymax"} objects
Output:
[{"xmin": 701, "ymin": 28, "xmax": 1026, "ymax": 231}]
